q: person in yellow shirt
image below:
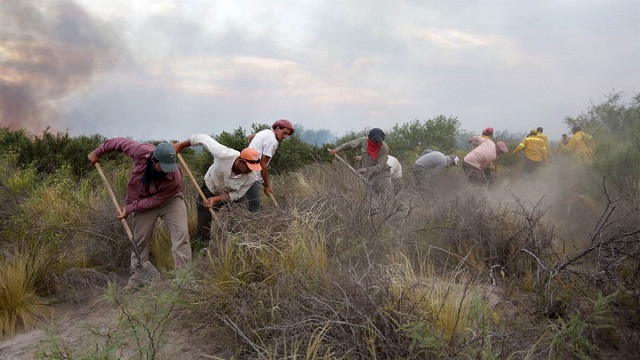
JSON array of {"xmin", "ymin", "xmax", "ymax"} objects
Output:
[
  {"xmin": 513, "ymin": 129, "xmax": 548, "ymax": 178},
  {"xmin": 565, "ymin": 125, "xmax": 591, "ymax": 162},
  {"xmin": 536, "ymin": 127, "xmax": 550, "ymax": 158}
]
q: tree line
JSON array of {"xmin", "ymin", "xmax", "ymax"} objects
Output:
[{"xmin": 1, "ymin": 91, "xmax": 638, "ymax": 185}]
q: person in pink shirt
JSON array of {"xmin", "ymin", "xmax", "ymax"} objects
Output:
[
  {"xmin": 463, "ymin": 136, "xmax": 508, "ymax": 185},
  {"xmin": 88, "ymin": 138, "xmax": 192, "ymax": 292}
]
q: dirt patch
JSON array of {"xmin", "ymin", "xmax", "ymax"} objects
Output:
[
  {"xmin": 0, "ymin": 293, "xmax": 235, "ymax": 360},
  {"xmin": 0, "ymin": 296, "xmax": 118, "ymax": 360}
]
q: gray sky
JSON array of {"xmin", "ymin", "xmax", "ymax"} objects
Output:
[{"xmin": 2, "ymin": 0, "xmax": 638, "ymax": 142}]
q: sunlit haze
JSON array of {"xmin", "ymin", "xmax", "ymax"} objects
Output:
[{"xmin": 1, "ymin": 0, "xmax": 638, "ymax": 142}]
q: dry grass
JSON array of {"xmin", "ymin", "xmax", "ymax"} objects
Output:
[
  {"xmin": 1, "ymin": 150, "xmax": 639, "ymax": 358},
  {"xmin": 0, "ymin": 249, "xmax": 50, "ymax": 337}
]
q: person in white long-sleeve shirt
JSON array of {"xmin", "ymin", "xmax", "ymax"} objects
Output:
[{"xmin": 174, "ymin": 134, "xmax": 261, "ymax": 244}]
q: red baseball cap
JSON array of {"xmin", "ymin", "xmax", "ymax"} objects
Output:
[
  {"xmin": 482, "ymin": 127, "xmax": 494, "ymax": 136},
  {"xmin": 272, "ymin": 119, "xmax": 295, "ymax": 134}
]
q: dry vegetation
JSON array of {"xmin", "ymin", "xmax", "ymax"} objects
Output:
[{"xmin": 1, "ymin": 146, "xmax": 640, "ymax": 359}]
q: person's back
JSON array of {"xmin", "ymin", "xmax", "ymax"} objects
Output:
[
  {"xmin": 513, "ymin": 130, "xmax": 547, "ymax": 178},
  {"xmin": 514, "ymin": 131, "xmax": 547, "ymax": 162},
  {"xmin": 415, "ymin": 151, "xmax": 448, "ymax": 170},
  {"xmin": 414, "ymin": 150, "xmax": 458, "ymax": 189},
  {"xmin": 464, "ymin": 136, "xmax": 497, "ymax": 170},
  {"xmin": 536, "ymin": 127, "xmax": 549, "ymax": 157},
  {"xmin": 387, "ymin": 155, "xmax": 402, "ymax": 180},
  {"xmin": 566, "ymin": 126, "xmax": 591, "ymax": 162}
]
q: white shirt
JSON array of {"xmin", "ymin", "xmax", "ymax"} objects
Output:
[
  {"xmin": 190, "ymin": 134, "xmax": 256, "ymax": 201},
  {"xmin": 387, "ymin": 155, "xmax": 402, "ymax": 179},
  {"xmin": 248, "ymin": 129, "xmax": 279, "ymax": 182}
]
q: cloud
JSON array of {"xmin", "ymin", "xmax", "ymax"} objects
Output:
[
  {"xmin": 13, "ymin": 0, "xmax": 637, "ymax": 143},
  {"xmin": 417, "ymin": 29, "xmax": 502, "ymax": 49}
]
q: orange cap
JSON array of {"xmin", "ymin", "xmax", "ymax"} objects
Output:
[{"xmin": 240, "ymin": 148, "xmax": 262, "ymax": 171}]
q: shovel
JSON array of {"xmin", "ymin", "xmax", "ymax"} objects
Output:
[{"xmin": 94, "ymin": 163, "xmax": 161, "ymax": 283}]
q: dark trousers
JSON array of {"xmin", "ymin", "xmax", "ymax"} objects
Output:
[
  {"xmin": 196, "ymin": 182, "xmax": 225, "ymax": 244},
  {"xmin": 462, "ymin": 161, "xmax": 487, "ymax": 185},
  {"xmin": 245, "ymin": 180, "xmax": 262, "ymax": 212},
  {"xmin": 523, "ymin": 158, "xmax": 543, "ymax": 179},
  {"xmin": 413, "ymin": 165, "xmax": 434, "ymax": 190}
]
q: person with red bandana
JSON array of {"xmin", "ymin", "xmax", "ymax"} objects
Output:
[{"xmin": 329, "ymin": 128, "xmax": 392, "ymax": 197}]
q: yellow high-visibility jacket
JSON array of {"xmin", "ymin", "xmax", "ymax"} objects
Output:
[
  {"xmin": 536, "ymin": 133, "xmax": 549, "ymax": 156},
  {"xmin": 513, "ymin": 136, "xmax": 547, "ymax": 162},
  {"xmin": 566, "ymin": 130, "xmax": 591, "ymax": 162}
]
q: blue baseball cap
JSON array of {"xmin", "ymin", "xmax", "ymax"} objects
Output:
[{"xmin": 152, "ymin": 143, "xmax": 178, "ymax": 172}]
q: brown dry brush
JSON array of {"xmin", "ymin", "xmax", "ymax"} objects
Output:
[
  {"xmin": 211, "ymin": 261, "xmax": 434, "ymax": 359},
  {"xmin": 546, "ymin": 183, "xmax": 640, "ymax": 324},
  {"xmin": 183, "ymin": 164, "xmax": 515, "ymax": 358},
  {"xmin": 183, "ymin": 164, "xmax": 432, "ymax": 358},
  {"xmin": 125, "ymin": 159, "xmax": 639, "ymax": 357}
]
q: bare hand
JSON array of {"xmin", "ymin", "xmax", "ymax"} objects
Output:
[
  {"xmin": 354, "ymin": 155, "xmax": 362, "ymax": 161},
  {"xmin": 117, "ymin": 207, "xmax": 127, "ymax": 219},
  {"xmin": 328, "ymin": 149, "xmax": 337, "ymax": 155},
  {"xmin": 87, "ymin": 151, "xmax": 99, "ymax": 165}
]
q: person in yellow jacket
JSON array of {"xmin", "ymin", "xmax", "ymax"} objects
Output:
[
  {"xmin": 513, "ymin": 129, "xmax": 547, "ymax": 178},
  {"xmin": 565, "ymin": 125, "xmax": 591, "ymax": 162},
  {"xmin": 536, "ymin": 127, "xmax": 550, "ymax": 158},
  {"xmin": 555, "ymin": 133, "xmax": 569, "ymax": 157}
]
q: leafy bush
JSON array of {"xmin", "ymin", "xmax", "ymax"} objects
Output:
[
  {"xmin": 385, "ymin": 116, "xmax": 461, "ymax": 161},
  {"xmin": 0, "ymin": 127, "xmax": 107, "ymax": 177}
]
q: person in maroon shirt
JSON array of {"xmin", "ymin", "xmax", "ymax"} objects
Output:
[{"xmin": 88, "ymin": 138, "xmax": 192, "ymax": 291}]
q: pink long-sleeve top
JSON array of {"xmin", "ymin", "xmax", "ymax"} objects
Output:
[
  {"xmin": 94, "ymin": 138, "xmax": 183, "ymax": 214},
  {"xmin": 463, "ymin": 136, "xmax": 497, "ymax": 170}
]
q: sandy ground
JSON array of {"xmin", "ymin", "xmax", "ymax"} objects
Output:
[
  {"xmin": 0, "ymin": 294, "xmax": 234, "ymax": 360},
  {"xmin": 0, "ymin": 297, "xmax": 116, "ymax": 360}
]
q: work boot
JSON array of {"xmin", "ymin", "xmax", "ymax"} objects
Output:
[
  {"xmin": 122, "ymin": 282, "xmax": 142, "ymax": 293},
  {"xmin": 122, "ymin": 273, "xmax": 143, "ymax": 293}
]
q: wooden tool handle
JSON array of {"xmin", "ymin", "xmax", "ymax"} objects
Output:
[{"xmin": 176, "ymin": 152, "xmax": 218, "ymax": 220}]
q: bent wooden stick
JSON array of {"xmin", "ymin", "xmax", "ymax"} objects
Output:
[
  {"xmin": 95, "ymin": 162, "xmax": 160, "ymax": 282},
  {"xmin": 331, "ymin": 152, "xmax": 359, "ymax": 175},
  {"xmin": 268, "ymin": 193, "xmax": 279, "ymax": 208},
  {"xmin": 176, "ymin": 152, "xmax": 218, "ymax": 221}
]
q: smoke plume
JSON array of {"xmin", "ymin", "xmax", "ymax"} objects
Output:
[{"xmin": 0, "ymin": 0, "xmax": 119, "ymax": 134}]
